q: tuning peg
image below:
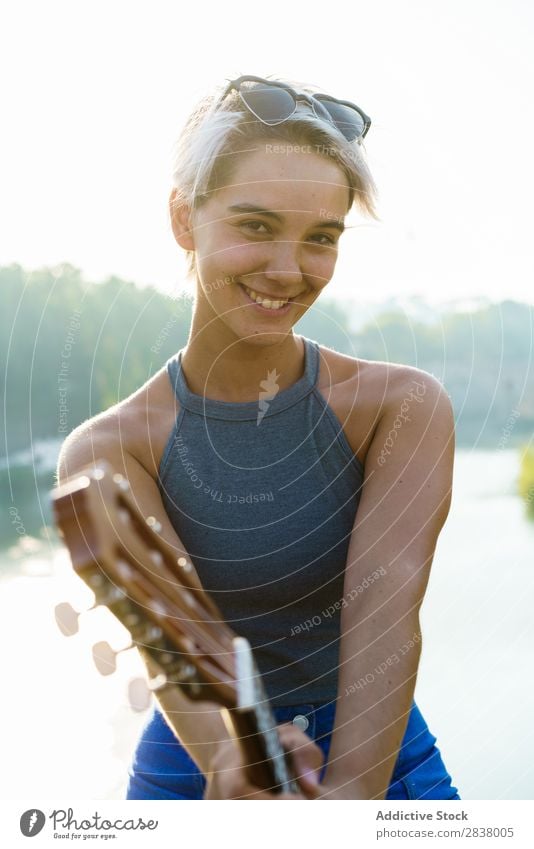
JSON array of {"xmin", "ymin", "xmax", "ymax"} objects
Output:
[
  {"xmin": 112, "ymin": 472, "xmax": 130, "ymax": 491},
  {"xmin": 127, "ymin": 672, "xmax": 167, "ymax": 712},
  {"xmin": 88, "ymin": 571, "xmax": 128, "ymax": 608},
  {"xmin": 128, "ymin": 678, "xmax": 152, "ymax": 712},
  {"xmin": 92, "ymin": 640, "xmax": 125, "ymax": 676},
  {"xmin": 55, "ymin": 601, "xmax": 85, "ymax": 636},
  {"xmin": 55, "ymin": 576, "xmax": 128, "ymax": 640},
  {"xmin": 175, "ymin": 662, "xmax": 197, "ymax": 683},
  {"xmin": 177, "ymin": 556, "xmax": 194, "ymax": 573}
]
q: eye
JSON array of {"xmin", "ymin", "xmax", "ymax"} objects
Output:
[
  {"xmin": 310, "ymin": 233, "xmax": 337, "ymax": 246},
  {"xmin": 239, "ymin": 220, "xmax": 271, "ymax": 235}
]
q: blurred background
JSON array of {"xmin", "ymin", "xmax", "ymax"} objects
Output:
[{"xmin": 1, "ymin": 0, "xmax": 533, "ymax": 801}]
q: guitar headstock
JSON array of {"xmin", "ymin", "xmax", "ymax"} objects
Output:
[{"xmin": 51, "ymin": 460, "xmax": 239, "ymax": 710}]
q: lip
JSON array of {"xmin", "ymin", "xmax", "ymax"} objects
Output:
[{"xmin": 237, "ymin": 282, "xmax": 295, "ymax": 316}]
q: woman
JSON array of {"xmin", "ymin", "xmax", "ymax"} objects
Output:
[{"xmin": 58, "ymin": 74, "xmax": 459, "ymax": 800}]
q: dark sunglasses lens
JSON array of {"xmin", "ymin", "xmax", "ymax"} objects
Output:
[
  {"xmin": 239, "ymin": 83, "xmax": 295, "ymax": 124},
  {"xmin": 314, "ymin": 97, "xmax": 365, "ymax": 141}
]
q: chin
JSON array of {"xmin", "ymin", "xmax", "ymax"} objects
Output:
[{"xmin": 233, "ymin": 326, "xmax": 295, "ymax": 348}]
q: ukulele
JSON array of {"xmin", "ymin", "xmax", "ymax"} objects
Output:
[{"xmin": 51, "ymin": 459, "xmax": 300, "ymax": 796}]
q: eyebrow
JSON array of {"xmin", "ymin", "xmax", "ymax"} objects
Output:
[{"xmin": 227, "ymin": 203, "xmax": 346, "ymax": 233}]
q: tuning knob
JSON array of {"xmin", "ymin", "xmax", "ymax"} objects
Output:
[
  {"xmin": 92, "ymin": 640, "xmax": 124, "ymax": 676},
  {"xmin": 128, "ymin": 673, "xmax": 168, "ymax": 712},
  {"xmin": 128, "ymin": 677, "xmax": 152, "ymax": 712},
  {"xmin": 55, "ymin": 601, "xmax": 84, "ymax": 636}
]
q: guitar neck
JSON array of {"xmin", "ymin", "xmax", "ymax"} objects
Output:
[
  {"xmin": 223, "ymin": 638, "xmax": 299, "ymax": 794},
  {"xmin": 51, "ymin": 460, "xmax": 300, "ymax": 796}
]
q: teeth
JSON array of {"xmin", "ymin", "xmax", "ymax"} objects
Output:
[{"xmin": 242, "ymin": 284, "xmax": 289, "ymax": 310}]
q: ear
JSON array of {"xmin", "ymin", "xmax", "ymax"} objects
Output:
[{"xmin": 169, "ymin": 189, "xmax": 195, "ymax": 251}]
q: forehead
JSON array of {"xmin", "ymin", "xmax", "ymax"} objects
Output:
[{"xmin": 213, "ymin": 143, "xmax": 351, "ymax": 214}]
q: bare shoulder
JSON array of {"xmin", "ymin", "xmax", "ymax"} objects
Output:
[
  {"xmin": 60, "ymin": 360, "xmax": 179, "ymax": 480},
  {"xmin": 317, "ymin": 343, "xmax": 450, "ymax": 397},
  {"xmin": 315, "ymin": 344, "xmax": 453, "ymax": 467}
]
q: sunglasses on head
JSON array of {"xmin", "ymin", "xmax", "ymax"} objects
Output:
[{"xmin": 218, "ymin": 74, "xmax": 371, "ymax": 143}]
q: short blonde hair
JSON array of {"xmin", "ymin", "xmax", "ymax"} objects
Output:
[{"xmin": 170, "ymin": 77, "xmax": 379, "ymax": 278}]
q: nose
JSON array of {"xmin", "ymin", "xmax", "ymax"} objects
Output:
[{"xmin": 262, "ymin": 238, "xmax": 304, "ymax": 288}]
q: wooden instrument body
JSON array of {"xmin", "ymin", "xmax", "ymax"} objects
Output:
[{"xmin": 52, "ymin": 460, "xmax": 299, "ymax": 795}]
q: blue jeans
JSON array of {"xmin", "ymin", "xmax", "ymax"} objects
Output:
[{"xmin": 126, "ymin": 699, "xmax": 460, "ymax": 800}]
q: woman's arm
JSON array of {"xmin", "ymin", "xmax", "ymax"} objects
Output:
[
  {"xmin": 321, "ymin": 369, "xmax": 455, "ymax": 799},
  {"xmin": 56, "ymin": 416, "xmax": 234, "ymax": 775},
  {"xmin": 57, "ymin": 417, "xmax": 325, "ymax": 799}
]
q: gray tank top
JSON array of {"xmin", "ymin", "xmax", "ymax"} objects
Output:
[{"xmin": 158, "ymin": 336, "xmax": 364, "ymax": 707}]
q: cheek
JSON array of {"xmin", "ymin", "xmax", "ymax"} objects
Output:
[
  {"xmin": 198, "ymin": 238, "xmax": 268, "ymax": 279},
  {"xmin": 303, "ymin": 249, "xmax": 338, "ymax": 288}
]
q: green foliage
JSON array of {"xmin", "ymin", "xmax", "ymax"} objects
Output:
[
  {"xmin": 352, "ymin": 301, "xmax": 534, "ymax": 447},
  {"xmin": 518, "ymin": 444, "xmax": 534, "ymax": 519},
  {"xmin": 1, "ymin": 264, "xmax": 533, "ymax": 454},
  {"xmin": 1, "ymin": 265, "xmax": 192, "ymax": 452},
  {"xmin": 295, "ymin": 298, "xmax": 354, "ymax": 353}
]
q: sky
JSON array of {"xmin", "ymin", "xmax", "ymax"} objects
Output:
[{"xmin": 1, "ymin": 0, "xmax": 533, "ymax": 307}]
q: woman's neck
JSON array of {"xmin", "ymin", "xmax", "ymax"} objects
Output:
[{"xmin": 180, "ymin": 323, "xmax": 306, "ymax": 403}]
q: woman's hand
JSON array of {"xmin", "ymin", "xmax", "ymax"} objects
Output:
[{"xmin": 204, "ymin": 721, "xmax": 324, "ymax": 800}]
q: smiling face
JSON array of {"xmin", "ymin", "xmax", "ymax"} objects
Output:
[{"xmin": 173, "ymin": 142, "xmax": 351, "ymax": 348}]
